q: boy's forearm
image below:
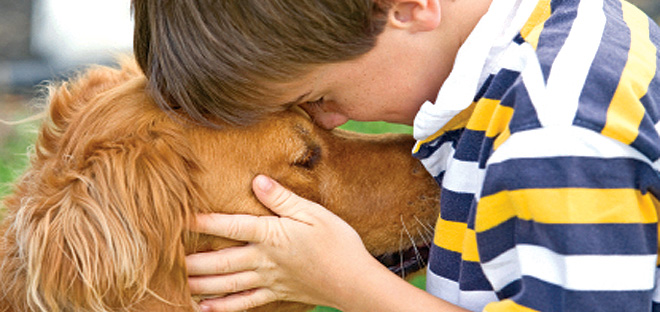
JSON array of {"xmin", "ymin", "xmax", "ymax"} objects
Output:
[{"xmin": 332, "ymin": 257, "xmax": 470, "ymax": 312}]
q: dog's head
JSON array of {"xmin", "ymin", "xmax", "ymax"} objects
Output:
[{"xmin": 0, "ymin": 61, "xmax": 439, "ymax": 312}]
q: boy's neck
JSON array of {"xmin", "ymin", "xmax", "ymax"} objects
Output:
[{"xmin": 441, "ymin": 0, "xmax": 494, "ymax": 46}]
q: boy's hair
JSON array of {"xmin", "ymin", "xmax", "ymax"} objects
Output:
[{"xmin": 132, "ymin": 0, "xmax": 390, "ymax": 126}]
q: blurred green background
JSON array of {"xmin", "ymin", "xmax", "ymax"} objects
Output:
[{"xmin": 1, "ymin": 1, "xmax": 659, "ymax": 311}]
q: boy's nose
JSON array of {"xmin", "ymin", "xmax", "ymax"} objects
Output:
[{"xmin": 299, "ymin": 104, "xmax": 349, "ymax": 130}]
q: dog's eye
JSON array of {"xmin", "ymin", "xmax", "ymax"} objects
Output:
[{"xmin": 293, "ymin": 145, "xmax": 321, "ymax": 170}]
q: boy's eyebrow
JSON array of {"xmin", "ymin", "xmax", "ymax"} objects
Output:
[{"xmin": 282, "ymin": 91, "xmax": 312, "ymax": 108}]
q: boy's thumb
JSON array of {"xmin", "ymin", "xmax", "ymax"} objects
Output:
[{"xmin": 252, "ymin": 175, "xmax": 318, "ymax": 220}]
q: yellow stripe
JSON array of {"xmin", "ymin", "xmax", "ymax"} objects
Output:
[
  {"xmin": 493, "ymin": 126, "xmax": 511, "ymax": 151},
  {"xmin": 520, "ymin": 0, "xmax": 552, "ymax": 50},
  {"xmin": 434, "ymin": 218, "xmax": 467, "ymax": 254},
  {"xmin": 485, "ymin": 105, "xmax": 515, "ymax": 139},
  {"xmin": 433, "ymin": 218, "xmax": 480, "ymax": 262},
  {"xmin": 462, "ymin": 228, "xmax": 480, "ymax": 262},
  {"xmin": 601, "ymin": 1, "xmax": 657, "ymax": 144},
  {"xmin": 485, "ymin": 299, "xmax": 540, "ymax": 312},
  {"xmin": 467, "ymin": 99, "xmax": 499, "ymax": 132},
  {"xmin": 475, "ymin": 188, "xmax": 658, "ymax": 232},
  {"xmin": 413, "ymin": 103, "xmax": 477, "ymax": 154}
]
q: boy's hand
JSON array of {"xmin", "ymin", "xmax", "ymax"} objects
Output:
[{"xmin": 185, "ymin": 175, "xmax": 376, "ymax": 312}]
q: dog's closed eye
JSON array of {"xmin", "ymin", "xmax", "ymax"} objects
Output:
[{"xmin": 293, "ymin": 145, "xmax": 321, "ymax": 170}]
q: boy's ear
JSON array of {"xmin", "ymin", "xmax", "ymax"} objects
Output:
[{"xmin": 387, "ymin": 0, "xmax": 442, "ymax": 33}]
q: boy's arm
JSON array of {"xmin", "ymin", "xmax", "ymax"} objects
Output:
[
  {"xmin": 476, "ymin": 127, "xmax": 659, "ymax": 311},
  {"xmin": 187, "ymin": 175, "xmax": 470, "ymax": 312}
]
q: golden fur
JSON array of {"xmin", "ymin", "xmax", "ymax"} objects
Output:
[{"xmin": 0, "ymin": 61, "xmax": 439, "ymax": 312}]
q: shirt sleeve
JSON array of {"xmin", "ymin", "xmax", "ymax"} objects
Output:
[{"xmin": 473, "ymin": 126, "xmax": 660, "ymax": 312}]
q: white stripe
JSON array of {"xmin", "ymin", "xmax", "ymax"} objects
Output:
[
  {"xmin": 484, "ymin": 245, "xmax": 657, "ymax": 292},
  {"xmin": 495, "ymin": 41, "xmax": 530, "ymax": 74},
  {"xmin": 520, "ymin": 43, "xmax": 548, "ymax": 121},
  {"xmin": 532, "ymin": 0, "xmax": 607, "ymax": 127},
  {"xmin": 426, "ymin": 269, "xmax": 498, "ymax": 311},
  {"xmin": 652, "ymin": 268, "xmax": 660, "ymax": 302},
  {"xmin": 419, "ymin": 141, "xmax": 454, "ymax": 177},
  {"xmin": 488, "ymin": 126, "xmax": 651, "ymax": 165},
  {"xmin": 443, "ymin": 157, "xmax": 486, "ymax": 195},
  {"xmin": 480, "ymin": 248, "xmax": 522, "ymax": 291},
  {"xmin": 653, "ymin": 121, "xmax": 660, "ymax": 170}
]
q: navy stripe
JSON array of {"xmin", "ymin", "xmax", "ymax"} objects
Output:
[
  {"xmin": 466, "ymin": 200, "xmax": 477, "ymax": 229},
  {"xmin": 474, "ymin": 74, "xmax": 495, "ymax": 102},
  {"xmin": 634, "ymin": 17, "xmax": 660, "ymax": 162},
  {"xmin": 440, "ymin": 188, "xmax": 474, "ymax": 223},
  {"xmin": 574, "ymin": 0, "xmax": 629, "ymax": 132},
  {"xmin": 453, "ymin": 129, "xmax": 485, "ymax": 162},
  {"xmin": 476, "ymin": 218, "xmax": 516, "ymax": 263},
  {"xmin": 631, "ymin": 115, "xmax": 660, "ymax": 162},
  {"xmin": 478, "ymin": 220, "xmax": 657, "ymax": 263},
  {"xmin": 640, "ymin": 77, "xmax": 660, "ymax": 125},
  {"xmin": 639, "ymin": 20, "xmax": 660, "ymax": 124},
  {"xmin": 481, "ymin": 157, "xmax": 655, "ymax": 197},
  {"xmin": 428, "ymin": 244, "xmax": 461, "ymax": 281},
  {"xmin": 515, "ymin": 221, "xmax": 658, "ymax": 255},
  {"xmin": 535, "ymin": 0, "xmax": 579, "ymax": 80},
  {"xmin": 501, "ymin": 81, "xmax": 542, "ymax": 134},
  {"xmin": 497, "ymin": 279, "xmax": 522, "ymax": 300},
  {"xmin": 478, "ymin": 136, "xmax": 495, "ymax": 169},
  {"xmin": 428, "ymin": 245, "xmax": 494, "ymax": 291},
  {"xmin": 458, "ymin": 260, "xmax": 494, "ymax": 291},
  {"xmin": 640, "ymin": 91, "xmax": 660, "ymax": 126},
  {"xmin": 549, "ymin": 0, "xmax": 563, "ymax": 14},
  {"xmin": 433, "ymin": 171, "xmax": 445, "ymax": 188},
  {"xmin": 482, "ymin": 69, "xmax": 521, "ymax": 102},
  {"xmin": 413, "ymin": 128, "xmax": 463, "ymax": 159},
  {"xmin": 653, "ymin": 301, "xmax": 660, "ymax": 312},
  {"xmin": 513, "ymin": 33, "xmax": 525, "ymax": 45},
  {"xmin": 515, "ymin": 276, "xmax": 653, "ymax": 312}
]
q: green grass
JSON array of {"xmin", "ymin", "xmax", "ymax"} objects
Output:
[
  {"xmin": 339, "ymin": 120, "xmax": 413, "ymax": 134},
  {"xmin": 0, "ymin": 121, "xmax": 38, "ymax": 198}
]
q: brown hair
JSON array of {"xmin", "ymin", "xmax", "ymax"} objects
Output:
[{"xmin": 132, "ymin": 0, "xmax": 390, "ymax": 126}]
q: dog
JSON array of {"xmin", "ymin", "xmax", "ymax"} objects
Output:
[{"xmin": 0, "ymin": 60, "xmax": 440, "ymax": 312}]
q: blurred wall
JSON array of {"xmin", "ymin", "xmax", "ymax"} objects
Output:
[{"xmin": 0, "ymin": 0, "xmax": 132, "ymax": 90}]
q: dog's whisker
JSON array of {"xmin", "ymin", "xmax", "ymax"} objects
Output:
[
  {"xmin": 414, "ymin": 215, "xmax": 435, "ymax": 236},
  {"xmin": 399, "ymin": 219, "xmax": 406, "ymax": 279},
  {"xmin": 417, "ymin": 227, "xmax": 430, "ymax": 247},
  {"xmin": 415, "ymin": 220, "xmax": 433, "ymax": 244},
  {"xmin": 413, "ymin": 215, "xmax": 435, "ymax": 249},
  {"xmin": 401, "ymin": 215, "xmax": 425, "ymax": 269}
]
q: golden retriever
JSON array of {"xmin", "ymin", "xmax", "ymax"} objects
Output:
[{"xmin": 0, "ymin": 61, "xmax": 439, "ymax": 312}]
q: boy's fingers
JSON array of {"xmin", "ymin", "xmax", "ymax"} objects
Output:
[
  {"xmin": 252, "ymin": 175, "xmax": 320, "ymax": 222},
  {"xmin": 199, "ymin": 288, "xmax": 278, "ymax": 312},
  {"xmin": 192, "ymin": 213, "xmax": 269, "ymax": 243},
  {"xmin": 188, "ymin": 270, "xmax": 262, "ymax": 296},
  {"xmin": 186, "ymin": 245, "xmax": 260, "ymax": 276}
]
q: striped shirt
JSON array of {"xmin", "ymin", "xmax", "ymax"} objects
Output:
[{"xmin": 412, "ymin": 0, "xmax": 660, "ymax": 311}]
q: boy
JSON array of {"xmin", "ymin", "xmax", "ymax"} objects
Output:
[{"xmin": 133, "ymin": 0, "xmax": 660, "ymax": 311}]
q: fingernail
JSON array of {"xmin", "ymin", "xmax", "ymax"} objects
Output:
[
  {"xmin": 199, "ymin": 303, "xmax": 211, "ymax": 312},
  {"xmin": 254, "ymin": 175, "xmax": 273, "ymax": 192}
]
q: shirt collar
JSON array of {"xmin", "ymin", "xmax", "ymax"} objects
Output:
[{"xmin": 413, "ymin": 0, "xmax": 540, "ymax": 141}]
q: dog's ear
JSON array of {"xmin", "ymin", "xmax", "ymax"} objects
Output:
[
  {"xmin": 37, "ymin": 60, "xmax": 144, "ymax": 164},
  {"xmin": 11, "ymin": 120, "xmax": 207, "ymax": 311}
]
